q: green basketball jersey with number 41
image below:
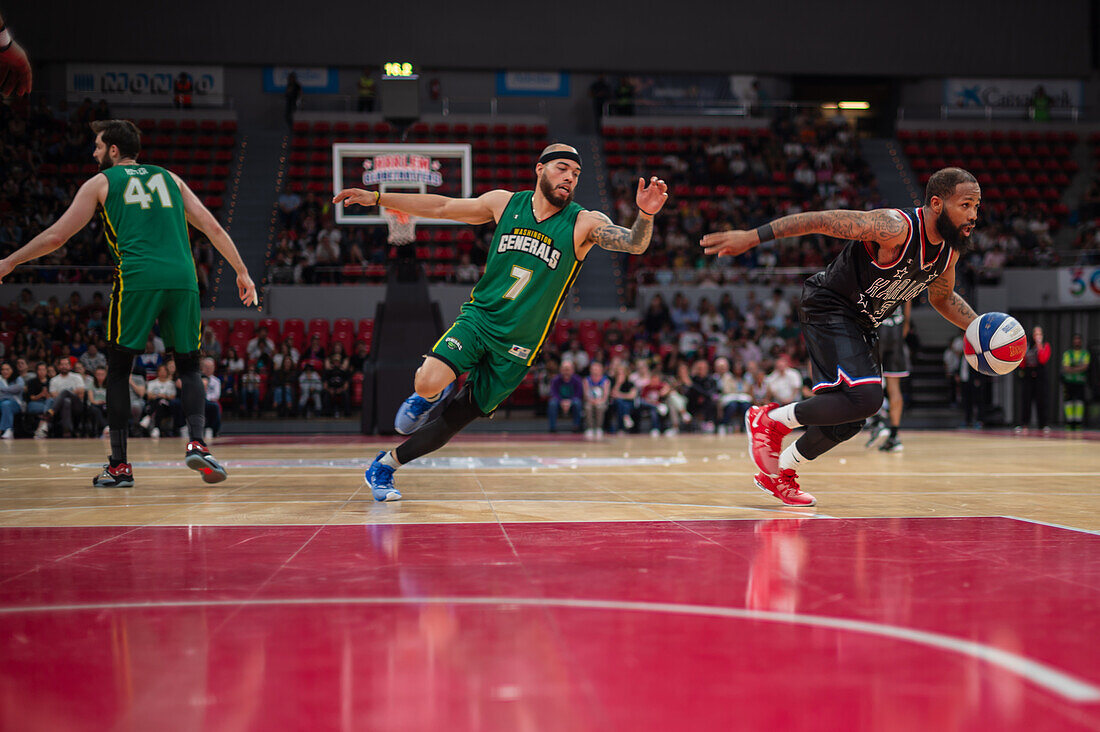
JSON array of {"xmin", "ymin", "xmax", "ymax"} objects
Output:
[
  {"xmin": 98, "ymin": 163, "xmax": 198, "ymax": 292},
  {"xmin": 461, "ymin": 190, "xmax": 585, "ymax": 365}
]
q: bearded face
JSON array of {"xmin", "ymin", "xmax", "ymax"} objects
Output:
[
  {"xmin": 538, "ymin": 169, "xmax": 575, "ymax": 208},
  {"xmin": 935, "ymin": 205, "xmax": 970, "ymax": 254}
]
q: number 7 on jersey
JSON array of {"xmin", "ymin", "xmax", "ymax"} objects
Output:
[{"xmin": 503, "ymin": 265, "xmax": 532, "ymax": 299}]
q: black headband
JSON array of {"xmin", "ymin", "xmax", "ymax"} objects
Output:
[{"xmin": 539, "ymin": 150, "xmax": 582, "ymax": 167}]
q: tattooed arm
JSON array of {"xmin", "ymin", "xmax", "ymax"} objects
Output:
[
  {"xmin": 700, "ymin": 208, "xmax": 910, "ymax": 258},
  {"xmin": 576, "ymin": 175, "xmax": 668, "ymax": 258},
  {"xmin": 580, "ymin": 210, "xmax": 654, "ymax": 255},
  {"xmin": 926, "ymin": 251, "xmax": 978, "ymax": 330}
]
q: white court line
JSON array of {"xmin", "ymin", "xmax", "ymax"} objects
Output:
[
  {"xmin": 5, "ymin": 470, "xmax": 1100, "ymax": 481},
  {"xmin": 1001, "ymin": 516, "xmax": 1100, "ymax": 536},
  {"xmin": 1, "ymin": 595, "xmax": 1095, "ymax": 703}
]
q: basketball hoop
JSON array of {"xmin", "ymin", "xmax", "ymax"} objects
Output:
[{"xmin": 382, "ymin": 207, "xmax": 417, "ymax": 246}]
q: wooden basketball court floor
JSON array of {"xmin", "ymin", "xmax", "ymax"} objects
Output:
[{"xmin": 2, "ymin": 430, "xmax": 1099, "ymax": 730}]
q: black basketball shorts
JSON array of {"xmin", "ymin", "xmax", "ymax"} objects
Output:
[{"xmin": 801, "ymin": 315, "xmax": 882, "ymax": 393}]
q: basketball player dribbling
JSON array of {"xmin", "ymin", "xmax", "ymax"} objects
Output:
[
  {"xmin": 700, "ymin": 167, "xmax": 981, "ymax": 506},
  {"xmin": 0, "ymin": 120, "xmax": 257, "ymax": 487},
  {"xmin": 333, "ymin": 143, "xmax": 668, "ymax": 501}
]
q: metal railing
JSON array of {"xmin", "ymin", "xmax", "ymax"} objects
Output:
[{"xmin": 897, "ymin": 105, "xmax": 1087, "ymax": 122}]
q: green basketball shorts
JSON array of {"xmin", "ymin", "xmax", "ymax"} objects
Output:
[
  {"xmin": 429, "ymin": 316, "xmax": 531, "ymax": 415},
  {"xmin": 107, "ymin": 287, "xmax": 201, "ymax": 353}
]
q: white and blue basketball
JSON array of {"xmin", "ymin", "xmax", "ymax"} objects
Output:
[{"xmin": 964, "ymin": 312, "xmax": 1027, "ymax": 376}]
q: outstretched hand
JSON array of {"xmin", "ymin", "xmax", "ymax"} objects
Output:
[
  {"xmin": 700, "ymin": 229, "xmax": 758, "ymax": 257},
  {"xmin": 0, "ymin": 258, "xmax": 13, "ymax": 284},
  {"xmin": 332, "ymin": 188, "xmax": 378, "ymax": 208},
  {"xmin": 0, "ymin": 41, "xmax": 33, "ymax": 97},
  {"xmin": 636, "ymin": 176, "xmax": 668, "ymax": 216}
]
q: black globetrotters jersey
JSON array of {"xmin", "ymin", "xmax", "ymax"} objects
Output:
[{"xmin": 801, "ymin": 208, "xmax": 952, "ymax": 330}]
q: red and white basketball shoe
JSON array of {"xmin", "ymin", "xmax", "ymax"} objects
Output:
[
  {"xmin": 754, "ymin": 470, "xmax": 816, "ymax": 507},
  {"xmin": 745, "ymin": 403, "xmax": 791, "ymax": 476}
]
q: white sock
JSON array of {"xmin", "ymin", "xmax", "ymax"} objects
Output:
[
  {"xmin": 779, "ymin": 442, "xmax": 808, "ymax": 472},
  {"xmin": 380, "ymin": 451, "xmax": 402, "ymax": 470},
  {"xmin": 769, "ymin": 404, "xmax": 801, "ymax": 429}
]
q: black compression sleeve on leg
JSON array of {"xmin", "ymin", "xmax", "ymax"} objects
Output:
[
  {"xmin": 395, "ymin": 386, "xmax": 485, "ymax": 465},
  {"xmin": 794, "ymin": 426, "xmax": 841, "ymax": 461},
  {"xmin": 792, "ymin": 382, "xmax": 884, "ymax": 426},
  {"xmin": 176, "ymin": 351, "xmax": 206, "ymax": 443},
  {"xmin": 106, "ymin": 347, "xmax": 135, "ymax": 463}
]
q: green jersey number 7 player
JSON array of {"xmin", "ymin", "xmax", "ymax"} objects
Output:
[{"xmin": 333, "ymin": 143, "xmax": 668, "ymax": 501}]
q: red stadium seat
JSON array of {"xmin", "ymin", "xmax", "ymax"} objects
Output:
[{"xmin": 231, "ymin": 319, "xmax": 255, "ymax": 341}]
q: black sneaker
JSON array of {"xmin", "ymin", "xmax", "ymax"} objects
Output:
[
  {"xmin": 93, "ymin": 462, "xmax": 134, "ymax": 488},
  {"xmin": 879, "ymin": 435, "xmax": 904, "ymax": 452},
  {"xmin": 185, "ymin": 441, "xmax": 228, "ymax": 483}
]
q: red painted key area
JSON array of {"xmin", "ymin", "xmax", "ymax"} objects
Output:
[{"xmin": 2, "ymin": 517, "xmax": 1098, "ymax": 730}]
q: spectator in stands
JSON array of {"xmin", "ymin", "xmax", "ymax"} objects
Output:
[
  {"xmin": 200, "ymin": 358, "xmax": 222, "ymax": 441},
  {"xmin": 561, "ymin": 339, "xmax": 590, "ymax": 375},
  {"xmin": 285, "ymin": 72, "xmax": 302, "ymax": 127},
  {"xmin": 748, "ymin": 364, "xmax": 770, "ymax": 405},
  {"xmin": 79, "ymin": 342, "xmax": 106, "ymax": 373},
  {"xmin": 0, "ymin": 362, "xmax": 24, "ymax": 440},
  {"xmin": 348, "ymin": 341, "xmax": 368, "ymax": 373},
  {"xmin": 329, "ymin": 341, "xmax": 350, "ymax": 371},
  {"xmin": 323, "ymin": 356, "xmax": 351, "ymax": 418},
  {"xmin": 764, "ymin": 354, "xmax": 803, "ymax": 406},
  {"xmin": 303, "ymin": 333, "xmax": 326, "ymax": 362},
  {"xmin": 1017, "ymin": 325, "xmax": 1052, "ymax": 432},
  {"xmin": 583, "ymin": 361, "xmax": 610, "ymax": 438},
  {"xmin": 589, "ymin": 75, "xmax": 612, "ymax": 129},
  {"xmin": 1029, "ymin": 85, "xmax": 1052, "ymax": 122},
  {"xmin": 246, "ymin": 327, "xmax": 276, "ymax": 363},
  {"xmin": 46, "ymin": 357, "xmax": 85, "ymax": 437},
  {"xmin": 610, "ymin": 361, "xmax": 638, "ymax": 433},
  {"xmin": 669, "ymin": 293, "xmax": 699, "ymax": 332},
  {"xmin": 86, "ymin": 366, "xmax": 109, "ymax": 437},
  {"xmin": 173, "ymin": 72, "xmax": 193, "ymax": 109},
  {"xmin": 25, "ymin": 362, "xmax": 53, "ymax": 438},
  {"xmin": 141, "ymin": 365, "xmax": 178, "ymax": 438},
  {"xmin": 135, "ymin": 337, "xmax": 163, "ymax": 381},
  {"xmin": 547, "ymin": 360, "xmax": 584, "ymax": 433},
  {"xmin": 220, "ymin": 345, "xmax": 245, "ymax": 404},
  {"xmin": 298, "ymin": 361, "xmax": 323, "ymax": 418},
  {"xmin": 274, "ymin": 340, "xmax": 301, "ymax": 370},
  {"xmin": 455, "ymin": 253, "xmax": 480, "ymax": 283},
  {"xmin": 278, "ymin": 186, "xmax": 302, "ymax": 231},
  {"xmin": 642, "ymin": 294, "xmax": 672, "ymax": 336},
  {"xmin": 677, "ymin": 321, "xmax": 705, "ymax": 362},
  {"xmin": 714, "ymin": 357, "xmax": 753, "ymax": 433},
  {"xmin": 127, "ymin": 371, "xmax": 147, "ymax": 427},
  {"xmin": 614, "ymin": 76, "xmax": 635, "ymax": 116},
  {"xmin": 638, "ymin": 366, "xmax": 672, "ymax": 436},
  {"xmin": 357, "ymin": 68, "xmax": 376, "ymax": 112},
  {"xmin": 271, "ymin": 357, "xmax": 297, "ymax": 418},
  {"xmin": 1061, "ymin": 333, "xmax": 1090, "ymax": 431},
  {"xmin": 239, "ymin": 364, "xmax": 261, "ymax": 419},
  {"xmin": 201, "ymin": 325, "xmax": 223, "ymax": 361},
  {"xmin": 686, "ymin": 358, "xmax": 719, "ymax": 432}
]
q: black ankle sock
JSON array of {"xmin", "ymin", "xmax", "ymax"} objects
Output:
[{"xmin": 889, "ymin": 426, "xmax": 898, "ymax": 438}]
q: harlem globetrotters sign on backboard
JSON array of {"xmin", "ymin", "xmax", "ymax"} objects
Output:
[
  {"xmin": 332, "ymin": 143, "xmax": 472, "ymax": 225},
  {"xmin": 362, "ymin": 154, "xmax": 444, "ymax": 188}
]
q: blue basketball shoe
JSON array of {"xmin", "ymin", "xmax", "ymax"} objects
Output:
[
  {"xmin": 365, "ymin": 451, "xmax": 401, "ymax": 502},
  {"xmin": 394, "ymin": 382, "xmax": 455, "ymax": 435}
]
